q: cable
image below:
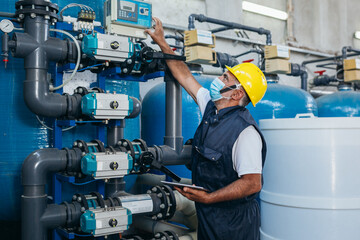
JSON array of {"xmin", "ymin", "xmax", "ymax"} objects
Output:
[
  {"xmin": 49, "ymin": 28, "xmax": 81, "ymax": 91},
  {"xmin": 36, "ymin": 115, "xmax": 76, "ymax": 132},
  {"xmin": 74, "ymin": 63, "xmax": 104, "ymax": 72},
  {"xmin": 73, "ymin": 233, "xmax": 93, "ymax": 237},
  {"xmin": 71, "ymin": 179, "xmax": 99, "ymax": 186},
  {"xmin": 59, "ymin": 3, "xmax": 94, "ymax": 19}
]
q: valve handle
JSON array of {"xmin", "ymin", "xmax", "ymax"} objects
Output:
[
  {"xmin": 315, "ymin": 70, "xmax": 326, "ymax": 76},
  {"xmin": 139, "ymin": 152, "xmax": 181, "ymax": 182},
  {"xmin": 243, "ymin": 59, "xmax": 254, "ymax": 63}
]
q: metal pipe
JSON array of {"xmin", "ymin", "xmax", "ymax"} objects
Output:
[
  {"xmin": 342, "ymin": 46, "xmax": 360, "ymax": 60},
  {"xmin": 107, "ymin": 119, "xmax": 125, "ymax": 147},
  {"xmin": 164, "ymin": 69, "xmax": 183, "ymax": 152},
  {"xmin": 152, "ymin": 144, "xmax": 192, "ymax": 166},
  {"xmin": 21, "ymin": 148, "xmax": 82, "ymax": 240},
  {"xmin": 0, "ymin": 11, "xmax": 15, "ymax": 18},
  {"xmin": 188, "ymin": 14, "xmax": 272, "ymax": 45},
  {"xmin": 302, "ymin": 53, "xmax": 360, "ymax": 67},
  {"xmin": 11, "ymin": 15, "xmax": 82, "ymax": 118},
  {"xmin": 172, "ymin": 191, "xmax": 197, "ymax": 230},
  {"xmin": 163, "ymin": 23, "xmax": 334, "ymax": 58},
  {"xmin": 133, "ymin": 216, "xmax": 191, "ymax": 236}
]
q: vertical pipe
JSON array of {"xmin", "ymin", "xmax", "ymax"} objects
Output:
[
  {"xmin": 107, "ymin": 120, "xmax": 125, "ymax": 147},
  {"xmin": 105, "ymin": 178, "xmax": 126, "ymax": 197},
  {"xmin": 164, "ymin": 69, "xmax": 183, "ymax": 152}
]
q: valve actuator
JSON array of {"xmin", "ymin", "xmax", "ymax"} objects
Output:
[
  {"xmin": 81, "ymin": 151, "xmax": 133, "ymax": 179},
  {"xmin": 81, "ymin": 92, "xmax": 133, "ymax": 119},
  {"xmin": 80, "ymin": 206, "xmax": 132, "ymax": 237}
]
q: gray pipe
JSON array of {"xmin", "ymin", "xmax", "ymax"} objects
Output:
[
  {"xmin": 21, "ymin": 148, "xmax": 82, "ymax": 240},
  {"xmin": 188, "ymin": 14, "xmax": 272, "ymax": 45},
  {"xmin": 11, "ymin": 15, "xmax": 82, "ymax": 118},
  {"xmin": 0, "ymin": 11, "xmax": 15, "ymax": 18},
  {"xmin": 164, "ymin": 70, "xmax": 183, "ymax": 152},
  {"xmin": 152, "ymin": 144, "xmax": 192, "ymax": 166},
  {"xmin": 132, "ymin": 216, "xmax": 191, "ymax": 236}
]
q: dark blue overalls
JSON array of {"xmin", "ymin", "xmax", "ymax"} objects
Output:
[{"xmin": 191, "ymin": 101, "xmax": 267, "ymax": 240}]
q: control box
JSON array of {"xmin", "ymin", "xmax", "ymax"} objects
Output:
[{"xmin": 104, "ymin": 0, "xmax": 152, "ymax": 39}]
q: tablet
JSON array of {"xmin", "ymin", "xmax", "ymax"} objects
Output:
[{"xmin": 161, "ymin": 181, "xmax": 210, "ymax": 192}]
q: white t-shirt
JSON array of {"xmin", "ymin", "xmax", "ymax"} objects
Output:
[{"xmin": 196, "ymin": 87, "xmax": 262, "ymax": 177}]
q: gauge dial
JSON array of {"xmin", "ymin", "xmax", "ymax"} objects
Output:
[{"xmin": 0, "ymin": 19, "xmax": 14, "ymax": 33}]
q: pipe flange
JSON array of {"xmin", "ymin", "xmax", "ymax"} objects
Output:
[
  {"xmin": 154, "ymin": 231, "xmax": 179, "ymax": 240},
  {"xmin": 73, "ymin": 193, "xmax": 89, "ymax": 210},
  {"xmin": 90, "ymin": 192, "xmax": 105, "ymax": 208},
  {"xmin": 15, "ymin": 0, "xmax": 59, "ymax": 22},
  {"xmin": 74, "ymin": 87, "xmax": 88, "ymax": 97},
  {"xmin": 162, "ymin": 185, "xmax": 176, "ymax": 220},
  {"xmin": 133, "ymin": 139, "xmax": 148, "ymax": 152},
  {"xmin": 91, "ymin": 139, "xmax": 106, "ymax": 152},
  {"xmin": 74, "ymin": 140, "xmax": 89, "ymax": 153},
  {"xmin": 62, "ymin": 201, "xmax": 72, "ymax": 226},
  {"xmin": 119, "ymin": 139, "xmax": 135, "ymax": 160},
  {"xmin": 150, "ymin": 185, "xmax": 176, "ymax": 220}
]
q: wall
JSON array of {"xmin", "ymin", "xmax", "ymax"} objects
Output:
[{"xmin": 140, "ymin": 0, "xmax": 360, "ymax": 98}]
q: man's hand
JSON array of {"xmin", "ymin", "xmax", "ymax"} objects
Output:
[
  {"xmin": 174, "ymin": 186, "xmax": 213, "ymax": 204},
  {"xmin": 145, "ymin": 17, "xmax": 167, "ymax": 48}
]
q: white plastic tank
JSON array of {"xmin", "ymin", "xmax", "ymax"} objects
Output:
[{"xmin": 259, "ymin": 115, "xmax": 360, "ymax": 240}]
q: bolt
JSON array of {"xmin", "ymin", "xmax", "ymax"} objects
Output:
[
  {"xmin": 72, "ymin": 195, "xmax": 77, "ymax": 201},
  {"xmin": 157, "ymin": 213, "xmax": 163, "ymax": 218},
  {"xmin": 123, "ymin": 68, "xmax": 128, "ymax": 73},
  {"xmin": 106, "ymin": 90, "xmax": 110, "ymax": 93},
  {"xmin": 152, "ymin": 187, "xmax": 157, "ymax": 192},
  {"xmin": 32, "ymin": 4, "xmax": 35, "ymax": 9},
  {"xmin": 104, "ymin": 236, "xmax": 108, "ymax": 239},
  {"xmin": 30, "ymin": 13, "xmax": 36, "ymax": 18},
  {"xmin": 90, "ymin": 213, "xmax": 94, "ymax": 217},
  {"xmin": 154, "ymin": 233, "xmax": 161, "ymax": 238},
  {"xmin": 52, "ymin": 18, "xmax": 57, "ymax": 23},
  {"xmin": 78, "ymin": 142, "xmax": 83, "ymax": 148},
  {"xmin": 160, "ymin": 204, "xmax": 165, "ymax": 209},
  {"xmin": 161, "ymin": 237, "xmax": 166, "ymax": 240},
  {"xmin": 157, "ymin": 193, "xmax": 162, "ymax": 198},
  {"xmin": 77, "ymin": 197, "xmax": 82, "ymax": 202},
  {"xmin": 105, "ymin": 179, "xmax": 109, "ymax": 183},
  {"xmin": 78, "ymin": 88, "xmax": 83, "ymax": 94},
  {"xmin": 82, "ymin": 152, "xmax": 86, "ymax": 156},
  {"xmin": 81, "ymin": 207, "xmax": 86, "ymax": 212},
  {"xmin": 122, "ymin": 142, "xmax": 128, "ymax": 147},
  {"xmin": 147, "ymin": 190, "xmax": 152, "ymax": 194},
  {"xmin": 19, "ymin": 14, "xmax": 24, "ymax": 19},
  {"xmin": 46, "ymin": 6, "xmax": 49, "ymax": 11},
  {"xmin": 127, "ymin": 59, "xmax": 132, "ymax": 64},
  {"xmin": 73, "ymin": 142, "xmax": 77, "ymax": 147}
]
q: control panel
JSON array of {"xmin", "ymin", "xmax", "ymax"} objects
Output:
[{"xmin": 105, "ymin": 0, "xmax": 152, "ymax": 38}]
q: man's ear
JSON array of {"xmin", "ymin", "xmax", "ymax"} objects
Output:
[{"xmin": 232, "ymin": 89, "xmax": 244, "ymax": 101}]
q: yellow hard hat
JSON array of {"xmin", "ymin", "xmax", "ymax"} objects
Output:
[{"xmin": 225, "ymin": 63, "xmax": 267, "ymax": 107}]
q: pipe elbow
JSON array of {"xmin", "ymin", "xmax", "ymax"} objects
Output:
[{"xmin": 22, "ymin": 148, "xmax": 68, "ymax": 186}]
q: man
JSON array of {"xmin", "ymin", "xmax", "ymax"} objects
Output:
[{"xmin": 146, "ymin": 18, "xmax": 267, "ymax": 240}]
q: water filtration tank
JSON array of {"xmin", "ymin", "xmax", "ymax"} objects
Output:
[
  {"xmin": 259, "ymin": 116, "xmax": 360, "ymax": 240},
  {"xmin": 316, "ymin": 89, "xmax": 360, "ymax": 117},
  {"xmin": 247, "ymin": 80, "xmax": 318, "ymax": 124},
  {"xmin": 141, "ymin": 75, "xmax": 212, "ymax": 178},
  {"xmin": 0, "ymin": 0, "xmax": 140, "ymax": 222}
]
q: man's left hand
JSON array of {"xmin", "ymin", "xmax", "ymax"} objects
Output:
[{"xmin": 174, "ymin": 186, "xmax": 213, "ymax": 204}]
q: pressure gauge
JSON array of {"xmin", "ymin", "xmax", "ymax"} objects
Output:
[{"xmin": 0, "ymin": 19, "xmax": 14, "ymax": 33}]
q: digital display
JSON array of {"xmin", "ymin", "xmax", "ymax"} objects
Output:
[{"xmin": 123, "ymin": 6, "xmax": 133, "ymax": 11}]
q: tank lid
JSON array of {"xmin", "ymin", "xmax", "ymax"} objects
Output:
[{"xmin": 260, "ymin": 115, "xmax": 360, "ymax": 130}]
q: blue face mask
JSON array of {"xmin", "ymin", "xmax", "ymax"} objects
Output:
[{"xmin": 210, "ymin": 77, "xmax": 226, "ymax": 101}]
